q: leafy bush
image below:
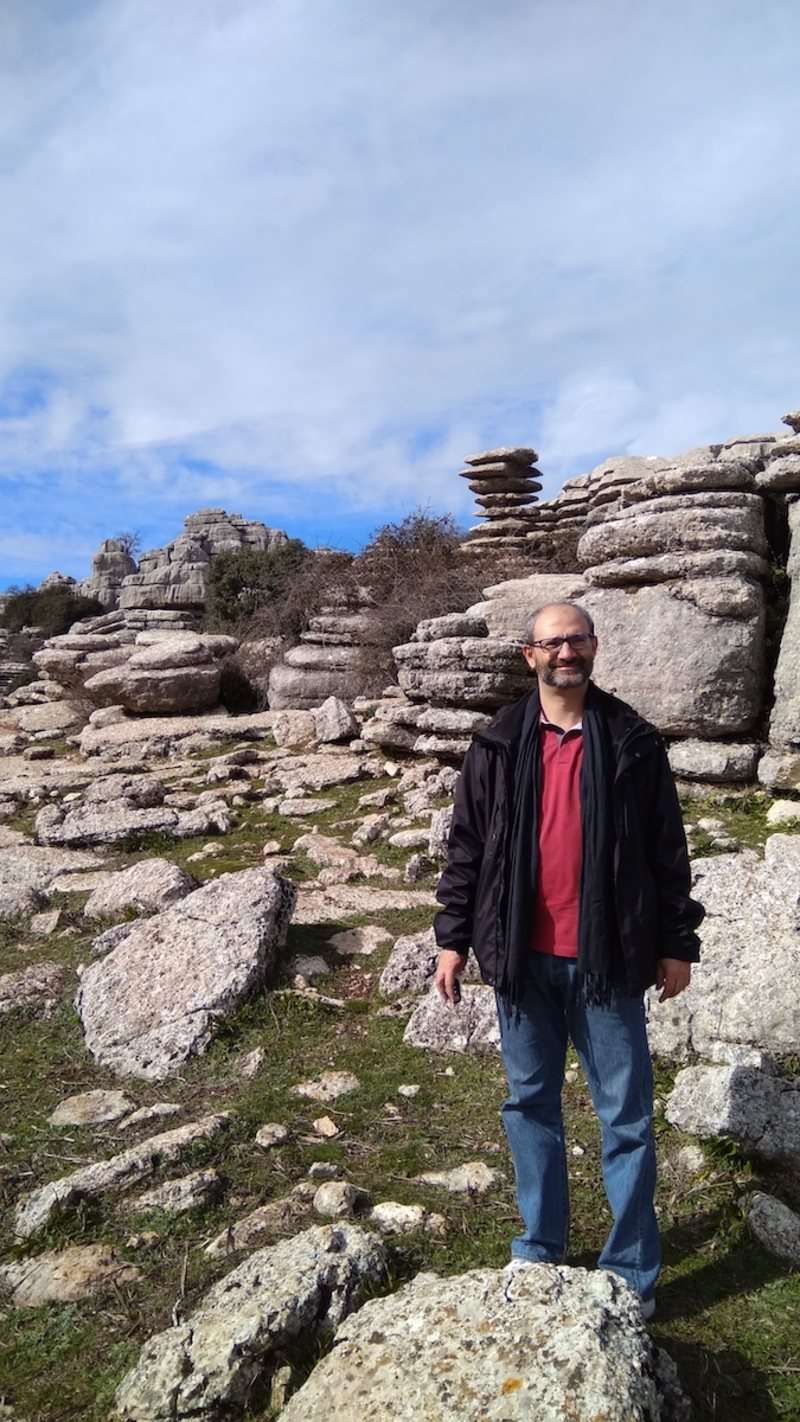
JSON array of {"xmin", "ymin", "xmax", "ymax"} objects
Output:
[
  {"xmin": 0, "ymin": 585, "xmax": 104, "ymax": 638},
  {"xmin": 205, "ymin": 539, "xmax": 317, "ymax": 635}
]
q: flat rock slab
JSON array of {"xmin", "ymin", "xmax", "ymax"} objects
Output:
[
  {"xmin": 14, "ymin": 1113, "xmax": 232, "ymax": 1238},
  {"xmin": 0, "ymin": 961, "xmax": 65, "ymax": 1020},
  {"xmin": 49, "ymin": 1089, "xmax": 135, "ymax": 1127},
  {"xmin": 293, "ymin": 884, "xmax": 435, "ymax": 924},
  {"xmin": 646, "ymin": 839, "xmax": 800, "ymax": 1063},
  {"xmin": 291, "ymin": 1070, "xmax": 360, "ymax": 1103},
  {"xmin": 115, "ymin": 1224, "xmax": 388, "ymax": 1421},
  {"xmin": 666, "ymin": 1064, "xmax": 800, "ymax": 1163},
  {"xmin": 128, "ymin": 1168, "xmax": 223, "ymax": 1215},
  {"xmin": 279, "ymin": 1264, "xmax": 688, "ymax": 1422},
  {"xmin": 76, "ymin": 868, "xmax": 296, "ymax": 1079},
  {"xmin": 403, "ymin": 985, "xmax": 500, "ymax": 1055},
  {"xmin": 414, "ymin": 1161, "xmax": 502, "ymax": 1194},
  {"xmin": 0, "ymin": 1244, "xmax": 141, "ymax": 1307},
  {"xmin": 0, "ymin": 844, "xmax": 101, "ymax": 916},
  {"xmin": 78, "ymin": 710, "xmax": 274, "ymax": 758},
  {"xmin": 34, "ymin": 799, "xmax": 229, "ymax": 848},
  {"xmin": 83, "ymin": 858, "xmax": 197, "ymax": 918}
]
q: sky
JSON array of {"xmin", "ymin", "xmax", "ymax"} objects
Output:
[{"xmin": 1, "ymin": 0, "xmax": 799, "ymax": 589}]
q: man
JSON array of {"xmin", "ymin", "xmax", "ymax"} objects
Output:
[{"xmin": 433, "ymin": 601, "xmax": 703, "ymax": 1318}]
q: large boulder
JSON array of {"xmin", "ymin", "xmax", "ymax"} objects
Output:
[
  {"xmin": 76, "ymin": 867, "xmax": 296, "ymax": 1078},
  {"xmin": 114, "ymin": 1225, "xmax": 388, "ymax": 1421},
  {"xmin": 646, "ymin": 839, "xmax": 800, "ymax": 1063},
  {"xmin": 666, "ymin": 1064, "xmax": 800, "ymax": 1164},
  {"xmin": 279, "ymin": 1264, "xmax": 688, "ymax": 1422},
  {"xmin": 83, "ymin": 859, "xmax": 197, "ymax": 918},
  {"xmin": 83, "ymin": 633, "xmax": 236, "ymax": 715},
  {"xmin": 0, "ymin": 844, "xmax": 101, "ymax": 916}
]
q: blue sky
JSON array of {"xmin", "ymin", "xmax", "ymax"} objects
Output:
[{"xmin": 1, "ymin": 0, "xmax": 799, "ymax": 589}]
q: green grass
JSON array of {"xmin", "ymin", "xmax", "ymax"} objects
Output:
[{"xmin": 1, "ymin": 743, "xmax": 798, "ymax": 1420}]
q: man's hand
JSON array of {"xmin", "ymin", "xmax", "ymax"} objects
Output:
[
  {"xmin": 656, "ymin": 958, "xmax": 692, "ymax": 1002},
  {"xmin": 435, "ymin": 949, "xmax": 468, "ymax": 1006}
]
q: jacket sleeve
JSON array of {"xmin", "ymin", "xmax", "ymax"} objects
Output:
[
  {"xmin": 433, "ymin": 740, "xmax": 490, "ymax": 955},
  {"xmin": 645, "ymin": 738, "xmax": 705, "ymax": 962}
]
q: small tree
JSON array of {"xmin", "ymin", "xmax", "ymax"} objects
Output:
[
  {"xmin": 0, "ymin": 585, "xmax": 104, "ymax": 638},
  {"xmin": 114, "ymin": 530, "xmax": 142, "ymax": 560}
]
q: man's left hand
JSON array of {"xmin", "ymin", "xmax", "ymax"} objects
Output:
[{"xmin": 656, "ymin": 959, "xmax": 692, "ymax": 1001}]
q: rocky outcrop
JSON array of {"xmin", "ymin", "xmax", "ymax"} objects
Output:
[
  {"xmin": 458, "ymin": 445, "xmax": 543, "ymax": 557},
  {"xmin": 268, "ymin": 583, "xmax": 378, "ymax": 709},
  {"xmin": 280, "ymin": 1264, "xmax": 688, "ymax": 1422},
  {"xmin": 119, "ymin": 508, "xmax": 287, "ymax": 631},
  {"xmin": 75, "ymin": 867, "xmax": 296, "ymax": 1079},
  {"xmin": 78, "ymin": 539, "xmax": 138, "ymax": 609},
  {"xmin": 114, "ymin": 1225, "xmax": 388, "ymax": 1421}
]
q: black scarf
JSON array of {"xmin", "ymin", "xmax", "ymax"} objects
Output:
[{"xmin": 501, "ymin": 682, "xmax": 623, "ymax": 1008}]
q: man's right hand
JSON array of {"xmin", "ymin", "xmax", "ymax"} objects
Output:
[{"xmin": 435, "ymin": 949, "xmax": 468, "ymax": 1006}]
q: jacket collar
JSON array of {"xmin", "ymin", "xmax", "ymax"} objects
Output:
[{"xmin": 476, "ymin": 680, "xmax": 659, "ymax": 768}]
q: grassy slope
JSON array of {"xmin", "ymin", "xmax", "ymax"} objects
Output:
[{"xmin": 0, "ymin": 754, "xmax": 798, "ymax": 1420}]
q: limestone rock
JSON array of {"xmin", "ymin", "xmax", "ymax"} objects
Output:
[
  {"xmin": 766, "ymin": 500, "xmax": 800, "ymax": 752},
  {"xmin": 646, "ymin": 840, "xmax": 800, "ymax": 1063},
  {"xmin": 748, "ymin": 1192, "xmax": 800, "ymax": 1264},
  {"xmin": 667, "ymin": 740, "xmax": 760, "ymax": 783},
  {"xmin": 255, "ymin": 1122, "xmax": 290, "ymax": 1149},
  {"xmin": 403, "ymin": 985, "xmax": 499, "ymax": 1055},
  {"xmin": 78, "ymin": 709, "xmax": 274, "ymax": 759},
  {"xmin": 313, "ymin": 1181, "xmax": 371, "ymax": 1217},
  {"xmin": 78, "ymin": 538, "xmax": 138, "ymax": 608},
  {"xmin": 279, "ymin": 1263, "xmax": 686, "ymax": 1422},
  {"xmin": 665, "ymin": 1064, "xmax": 800, "ymax": 1162},
  {"xmin": 413, "ymin": 1160, "xmax": 502, "ymax": 1194},
  {"xmin": 49, "ymin": 1089, "xmax": 135, "ymax": 1127},
  {"xmin": 291, "ymin": 1070, "xmax": 360, "ymax": 1103},
  {"xmin": 766, "ymin": 800, "xmax": 800, "ymax": 826},
  {"xmin": 0, "ymin": 961, "xmax": 65, "ymax": 1019},
  {"xmin": 293, "ymin": 883, "xmax": 435, "ymax": 923},
  {"xmin": 0, "ymin": 1244, "xmax": 141, "ymax": 1307},
  {"xmin": 314, "ymin": 696, "xmax": 359, "ymax": 743},
  {"xmin": 14, "ymin": 1113, "xmax": 232, "ymax": 1238},
  {"xmin": 4, "ymin": 699, "xmax": 85, "ymax": 735},
  {"xmin": 84, "ymin": 859, "xmax": 196, "ymax": 918},
  {"xmin": 129, "ymin": 1169, "xmax": 223, "ymax": 1215},
  {"xmin": 428, "ymin": 805, "xmax": 454, "ymax": 860},
  {"xmin": 76, "ymin": 868, "xmax": 295, "ymax": 1079},
  {"xmin": 379, "ymin": 927, "xmax": 439, "ymax": 996},
  {"xmin": 272, "ymin": 709, "xmax": 318, "ymax": 747},
  {"xmin": 114, "ymin": 1225, "xmax": 388, "ymax": 1421},
  {"xmin": 35, "ymin": 799, "xmax": 228, "ymax": 849},
  {"xmin": 368, "ymin": 1202, "xmax": 446, "ymax": 1236},
  {"xmin": 203, "ymin": 1194, "xmax": 313, "ymax": 1256},
  {"xmin": 0, "ymin": 844, "xmax": 101, "ymax": 915}
]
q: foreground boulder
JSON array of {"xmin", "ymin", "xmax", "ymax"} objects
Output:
[
  {"xmin": 76, "ymin": 868, "xmax": 295, "ymax": 1079},
  {"xmin": 666, "ymin": 1063, "xmax": 800, "ymax": 1163},
  {"xmin": 280, "ymin": 1263, "xmax": 688, "ymax": 1421},
  {"xmin": 403, "ymin": 985, "xmax": 500, "ymax": 1054},
  {"xmin": 83, "ymin": 858, "xmax": 196, "ymax": 918},
  {"xmin": 114, "ymin": 1224, "xmax": 388, "ymax": 1421}
]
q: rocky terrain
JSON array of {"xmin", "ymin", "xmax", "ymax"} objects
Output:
[
  {"xmin": 0, "ymin": 683, "xmax": 799, "ymax": 1421},
  {"xmin": 2, "ymin": 417, "xmax": 800, "ymax": 1419}
]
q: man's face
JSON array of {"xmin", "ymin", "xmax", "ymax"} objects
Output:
[{"xmin": 522, "ymin": 607, "xmax": 597, "ymax": 688}]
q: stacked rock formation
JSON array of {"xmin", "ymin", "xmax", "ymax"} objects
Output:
[
  {"xmin": 458, "ymin": 446, "xmax": 542, "ymax": 557},
  {"xmin": 39, "ymin": 571, "xmax": 77, "ymax": 592},
  {"xmin": 78, "ymin": 540, "xmax": 138, "ymax": 610},
  {"xmin": 119, "ymin": 509, "xmax": 287, "ymax": 632},
  {"xmin": 754, "ymin": 415, "xmax": 800, "ymax": 789},
  {"xmin": 268, "ymin": 583, "xmax": 379, "ymax": 710},
  {"xmin": 366, "ymin": 430, "xmax": 794, "ymax": 778}
]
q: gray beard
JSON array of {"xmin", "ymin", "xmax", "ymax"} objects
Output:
[{"xmin": 540, "ymin": 662, "xmax": 593, "ymax": 687}]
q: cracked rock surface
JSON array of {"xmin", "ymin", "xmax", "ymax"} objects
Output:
[
  {"xmin": 114, "ymin": 1224, "xmax": 388, "ymax": 1421},
  {"xmin": 279, "ymin": 1263, "xmax": 690, "ymax": 1421},
  {"xmin": 76, "ymin": 868, "xmax": 295, "ymax": 1079}
]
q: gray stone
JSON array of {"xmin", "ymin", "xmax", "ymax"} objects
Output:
[
  {"xmin": 49, "ymin": 1089, "xmax": 135, "ymax": 1127},
  {"xmin": 368, "ymin": 1202, "xmax": 446, "ymax": 1236},
  {"xmin": 379, "ymin": 927, "xmax": 439, "ymax": 996},
  {"xmin": 272, "ymin": 709, "xmax": 318, "ymax": 747},
  {"xmin": 766, "ymin": 499, "xmax": 800, "ymax": 751},
  {"xmin": 578, "ymin": 498, "xmax": 766, "ymax": 566},
  {"xmin": 584, "ymin": 548, "xmax": 768, "ymax": 586},
  {"xmin": 293, "ymin": 883, "xmax": 435, "ymax": 924},
  {"xmin": 291, "ymin": 1070, "xmax": 360, "ymax": 1103},
  {"xmin": 4, "ymin": 700, "xmax": 85, "ymax": 735},
  {"xmin": 314, "ymin": 696, "xmax": 359, "ymax": 743},
  {"xmin": 278, "ymin": 798, "xmax": 331, "ymax": 817},
  {"xmin": 414, "ymin": 1160, "xmax": 502, "ymax": 1194},
  {"xmin": 0, "ymin": 1245, "xmax": 141, "ymax": 1307},
  {"xmin": 755, "ymin": 453, "xmax": 800, "ymax": 490},
  {"xmin": 77, "ymin": 869, "xmax": 295, "ymax": 1079},
  {"xmin": 279, "ymin": 1264, "xmax": 687, "ymax": 1422},
  {"xmin": 129, "ymin": 1168, "xmax": 223, "ymax": 1215},
  {"xmin": 84, "ymin": 859, "xmax": 196, "ymax": 918},
  {"xmin": 668, "ymin": 739, "xmax": 760, "ymax": 783},
  {"xmin": 203, "ymin": 1194, "xmax": 313, "ymax": 1257},
  {"xmin": 255, "ymin": 1122, "xmax": 290, "ymax": 1149},
  {"xmin": 313, "ymin": 1181, "xmax": 371, "ymax": 1218},
  {"xmin": 428, "ymin": 805, "xmax": 454, "ymax": 860},
  {"xmin": 646, "ymin": 840, "xmax": 800, "ymax": 1063},
  {"xmin": 748, "ymin": 1192, "xmax": 800, "ymax": 1264},
  {"xmin": 0, "ymin": 961, "xmax": 65, "ymax": 1019},
  {"xmin": 403, "ymin": 985, "xmax": 500, "ymax": 1055},
  {"xmin": 114, "ymin": 1225, "xmax": 388, "ymax": 1421},
  {"xmin": 14, "ymin": 1114, "xmax": 232, "ymax": 1237},
  {"xmin": 35, "ymin": 799, "xmax": 228, "ymax": 849},
  {"xmin": 327, "ymin": 925, "xmax": 391, "ymax": 956},
  {"xmin": 665, "ymin": 1064, "xmax": 800, "ymax": 1162}
]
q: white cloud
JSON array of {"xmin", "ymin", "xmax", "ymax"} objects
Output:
[{"xmin": 1, "ymin": 0, "xmax": 799, "ymax": 582}]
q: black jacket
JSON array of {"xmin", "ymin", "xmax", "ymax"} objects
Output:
[{"xmin": 434, "ymin": 682, "xmax": 703, "ymax": 994}]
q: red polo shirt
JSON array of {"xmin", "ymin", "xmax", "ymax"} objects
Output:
[{"xmin": 532, "ymin": 717, "xmax": 583, "ymax": 958}]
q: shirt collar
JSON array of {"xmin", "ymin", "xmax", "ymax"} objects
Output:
[{"xmin": 540, "ymin": 711, "xmax": 583, "ymax": 735}]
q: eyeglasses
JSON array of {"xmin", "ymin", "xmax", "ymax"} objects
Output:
[{"xmin": 529, "ymin": 633, "xmax": 595, "ymax": 652}]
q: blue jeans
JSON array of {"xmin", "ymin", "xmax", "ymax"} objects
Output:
[{"xmin": 495, "ymin": 952, "xmax": 660, "ymax": 1301}]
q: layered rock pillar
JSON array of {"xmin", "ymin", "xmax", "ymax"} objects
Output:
[{"xmin": 458, "ymin": 446, "xmax": 542, "ymax": 557}]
